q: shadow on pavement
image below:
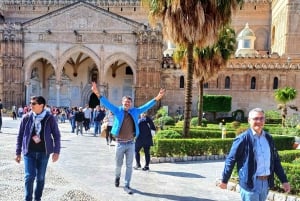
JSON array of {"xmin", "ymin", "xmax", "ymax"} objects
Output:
[
  {"xmin": 133, "ymin": 189, "xmax": 214, "ymax": 201},
  {"xmin": 151, "ymin": 170, "xmax": 204, "ymax": 178}
]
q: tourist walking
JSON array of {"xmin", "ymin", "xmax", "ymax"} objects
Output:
[
  {"xmin": 12, "ymin": 104, "xmax": 17, "ymax": 120},
  {"xmin": 69, "ymin": 107, "xmax": 76, "ymax": 133},
  {"xmin": 91, "ymin": 82, "xmax": 165, "ymax": 194},
  {"xmin": 93, "ymin": 105, "xmax": 106, "ymax": 136},
  {"xmin": 15, "ymin": 96, "xmax": 61, "ymax": 201},
  {"xmin": 75, "ymin": 107, "xmax": 85, "ymax": 135},
  {"xmin": 219, "ymin": 108, "xmax": 290, "ymax": 201},
  {"xmin": 83, "ymin": 104, "xmax": 92, "ymax": 132},
  {"xmin": 134, "ymin": 112, "xmax": 156, "ymax": 171},
  {"xmin": 106, "ymin": 111, "xmax": 114, "ymax": 145}
]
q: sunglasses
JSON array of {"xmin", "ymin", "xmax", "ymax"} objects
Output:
[{"xmin": 30, "ymin": 102, "xmax": 38, "ymax": 105}]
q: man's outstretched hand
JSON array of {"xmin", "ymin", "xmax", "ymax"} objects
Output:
[
  {"xmin": 155, "ymin": 88, "xmax": 166, "ymax": 101},
  {"xmin": 91, "ymin": 82, "xmax": 100, "ymax": 98}
]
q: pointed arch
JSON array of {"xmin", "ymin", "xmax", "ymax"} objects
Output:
[
  {"xmin": 23, "ymin": 51, "xmax": 56, "ymax": 82},
  {"xmin": 104, "ymin": 52, "xmax": 137, "ymax": 84},
  {"xmin": 59, "ymin": 45, "xmax": 101, "ymax": 73}
]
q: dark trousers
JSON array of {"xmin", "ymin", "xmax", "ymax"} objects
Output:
[
  {"xmin": 83, "ymin": 118, "xmax": 90, "ymax": 131},
  {"xmin": 135, "ymin": 145, "xmax": 151, "ymax": 167},
  {"xmin": 105, "ymin": 126, "xmax": 113, "ymax": 143}
]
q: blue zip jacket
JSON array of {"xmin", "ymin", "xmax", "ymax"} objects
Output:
[
  {"xmin": 221, "ymin": 128, "xmax": 288, "ymax": 191},
  {"xmin": 16, "ymin": 112, "xmax": 61, "ymax": 155},
  {"xmin": 100, "ymin": 95, "xmax": 156, "ymax": 138}
]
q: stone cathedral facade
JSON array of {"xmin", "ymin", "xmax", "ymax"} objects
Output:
[{"xmin": 0, "ymin": 0, "xmax": 300, "ymax": 119}]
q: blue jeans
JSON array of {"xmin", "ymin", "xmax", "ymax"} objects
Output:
[
  {"xmin": 115, "ymin": 141, "xmax": 135, "ymax": 187},
  {"xmin": 70, "ymin": 117, "xmax": 75, "ymax": 132},
  {"xmin": 240, "ymin": 178, "xmax": 269, "ymax": 201},
  {"xmin": 94, "ymin": 121, "xmax": 100, "ymax": 135},
  {"xmin": 23, "ymin": 152, "xmax": 50, "ymax": 201}
]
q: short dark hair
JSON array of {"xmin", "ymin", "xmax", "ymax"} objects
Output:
[{"xmin": 31, "ymin": 96, "xmax": 46, "ymax": 105}]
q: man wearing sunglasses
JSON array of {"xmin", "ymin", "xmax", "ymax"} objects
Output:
[
  {"xmin": 15, "ymin": 96, "xmax": 61, "ymax": 201},
  {"xmin": 219, "ymin": 108, "xmax": 290, "ymax": 201}
]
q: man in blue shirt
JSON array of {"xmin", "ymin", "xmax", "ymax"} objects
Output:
[
  {"xmin": 92, "ymin": 82, "xmax": 165, "ymax": 194},
  {"xmin": 219, "ymin": 108, "xmax": 290, "ymax": 201}
]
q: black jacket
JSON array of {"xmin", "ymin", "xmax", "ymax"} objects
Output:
[
  {"xmin": 75, "ymin": 111, "xmax": 85, "ymax": 122},
  {"xmin": 136, "ymin": 116, "xmax": 156, "ymax": 147}
]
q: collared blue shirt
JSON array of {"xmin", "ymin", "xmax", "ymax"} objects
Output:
[{"xmin": 251, "ymin": 129, "xmax": 271, "ymax": 176}]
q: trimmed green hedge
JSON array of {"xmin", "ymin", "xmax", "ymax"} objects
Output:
[
  {"xmin": 152, "ymin": 136, "xmax": 294, "ymax": 157},
  {"xmin": 165, "ymin": 127, "xmax": 236, "ymax": 138},
  {"xmin": 152, "ymin": 139, "xmax": 233, "ymax": 157}
]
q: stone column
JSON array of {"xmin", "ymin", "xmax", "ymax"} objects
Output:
[
  {"xmin": 24, "ymin": 81, "xmax": 31, "ymax": 105},
  {"xmin": 56, "ymin": 83, "xmax": 61, "ymax": 107}
]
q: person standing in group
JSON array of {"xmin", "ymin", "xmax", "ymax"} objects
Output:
[
  {"xmin": 219, "ymin": 108, "xmax": 290, "ymax": 201},
  {"xmin": 60, "ymin": 108, "xmax": 67, "ymax": 123},
  {"xmin": 106, "ymin": 111, "xmax": 114, "ymax": 145},
  {"xmin": 12, "ymin": 104, "xmax": 17, "ymax": 120},
  {"xmin": 18, "ymin": 105, "xmax": 24, "ymax": 118},
  {"xmin": 15, "ymin": 96, "xmax": 61, "ymax": 201},
  {"xmin": 134, "ymin": 112, "xmax": 156, "ymax": 171},
  {"xmin": 91, "ymin": 82, "xmax": 165, "ymax": 194},
  {"xmin": 75, "ymin": 107, "xmax": 85, "ymax": 135},
  {"xmin": 83, "ymin": 104, "xmax": 92, "ymax": 132},
  {"xmin": 69, "ymin": 107, "xmax": 76, "ymax": 133},
  {"xmin": 0, "ymin": 99, "xmax": 3, "ymax": 133},
  {"xmin": 93, "ymin": 105, "xmax": 106, "ymax": 137}
]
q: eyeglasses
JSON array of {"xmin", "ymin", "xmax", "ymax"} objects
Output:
[
  {"xmin": 251, "ymin": 117, "xmax": 265, "ymax": 121},
  {"xmin": 30, "ymin": 102, "xmax": 38, "ymax": 105}
]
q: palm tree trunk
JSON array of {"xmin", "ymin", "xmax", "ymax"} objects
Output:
[
  {"xmin": 183, "ymin": 42, "xmax": 194, "ymax": 138},
  {"xmin": 282, "ymin": 106, "xmax": 287, "ymax": 127},
  {"xmin": 198, "ymin": 78, "xmax": 204, "ymax": 126}
]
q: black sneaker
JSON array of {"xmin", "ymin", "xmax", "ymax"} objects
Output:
[
  {"xmin": 124, "ymin": 186, "xmax": 133, "ymax": 194},
  {"xmin": 115, "ymin": 177, "xmax": 120, "ymax": 187},
  {"xmin": 133, "ymin": 165, "xmax": 141, "ymax": 170},
  {"xmin": 142, "ymin": 166, "xmax": 149, "ymax": 171}
]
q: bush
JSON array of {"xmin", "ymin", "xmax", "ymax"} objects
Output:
[
  {"xmin": 175, "ymin": 120, "xmax": 184, "ymax": 127},
  {"xmin": 154, "ymin": 115, "xmax": 175, "ymax": 127},
  {"xmin": 163, "ymin": 116, "xmax": 175, "ymax": 126},
  {"xmin": 231, "ymin": 121, "xmax": 241, "ymax": 129},
  {"xmin": 155, "ymin": 130, "xmax": 182, "ymax": 139},
  {"xmin": 265, "ymin": 110, "xmax": 281, "ymax": 124},
  {"xmin": 190, "ymin": 117, "xmax": 198, "ymax": 127},
  {"xmin": 292, "ymin": 158, "xmax": 300, "ymax": 164}
]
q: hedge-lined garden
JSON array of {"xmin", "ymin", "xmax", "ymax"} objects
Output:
[{"xmin": 150, "ymin": 121, "xmax": 300, "ymax": 196}]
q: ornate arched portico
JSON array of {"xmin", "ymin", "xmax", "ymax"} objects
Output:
[
  {"xmin": 23, "ymin": 51, "xmax": 57, "ymax": 82},
  {"xmin": 59, "ymin": 45, "xmax": 101, "ymax": 74},
  {"xmin": 23, "ymin": 51, "xmax": 57, "ymax": 104}
]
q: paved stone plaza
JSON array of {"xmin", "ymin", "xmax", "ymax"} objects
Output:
[{"xmin": 0, "ymin": 116, "xmax": 242, "ymax": 201}]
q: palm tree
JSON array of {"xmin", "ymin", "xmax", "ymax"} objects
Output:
[
  {"xmin": 142, "ymin": 0, "xmax": 244, "ymax": 137},
  {"xmin": 274, "ymin": 87, "xmax": 298, "ymax": 127},
  {"xmin": 195, "ymin": 27, "xmax": 236, "ymax": 125},
  {"xmin": 174, "ymin": 27, "xmax": 236, "ymax": 126}
]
